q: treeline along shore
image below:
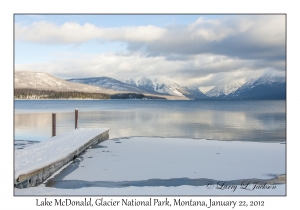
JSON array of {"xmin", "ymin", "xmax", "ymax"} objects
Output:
[{"xmin": 14, "ymin": 88, "xmax": 166, "ymax": 100}]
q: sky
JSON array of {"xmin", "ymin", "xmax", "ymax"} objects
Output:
[{"xmin": 15, "ymin": 14, "xmax": 286, "ymax": 92}]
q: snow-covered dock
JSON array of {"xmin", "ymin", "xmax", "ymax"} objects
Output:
[{"xmin": 14, "ymin": 128, "xmax": 109, "ymax": 188}]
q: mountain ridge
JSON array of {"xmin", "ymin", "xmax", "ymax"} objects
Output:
[
  {"xmin": 123, "ymin": 77, "xmax": 207, "ymax": 99},
  {"xmin": 15, "ymin": 71, "xmax": 118, "ymax": 94},
  {"xmin": 15, "ymin": 71, "xmax": 189, "ymax": 100},
  {"xmin": 14, "ymin": 71, "xmax": 286, "ymax": 100},
  {"xmin": 205, "ymin": 82, "xmax": 243, "ymax": 98},
  {"xmin": 226, "ymin": 74, "xmax": 286, "ymax": 100}
]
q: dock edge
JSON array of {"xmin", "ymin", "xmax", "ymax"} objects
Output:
[{"xmin": 14, "ymin": 129, "xmax": 109, "ymax": 189}]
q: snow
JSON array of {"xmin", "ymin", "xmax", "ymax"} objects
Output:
[
  {"xmin": 15, "ymin": 71, "xmax": 196, "ymax": 100},
  {"xmin": 124, "ymin": 77, "xmax": 205, "ymax": 98},
  {"xmin": 206, "ymin": 82, "xmax": 243, "ymax": 97},
  {"xmin": 15, "ymin": 128, "xmax": 109, "ymax": 180},
  {"xmin": 229, "ymin": 73, "xmax": 285, "ymax": 97},
  {"xmin": 67, "ymin": 77, "xmax": 191, "ymax": 100},
  {"xmin": 205, "ymin": 73, "xmax": 286, "ymax": 98},
  {"xmin": 15, "ymin": 137, "xmax": 285, "ymax": 195},
  {"xmin": 14, "ymin": 71, "xmax": 119, "ymax": 94},
  {"xmin": 68, "ymin": 77, "xmax": 143, "ymax": 92},
  {"xmin": 125, "ymin": 77, "xmax": 182, "ymax": 96}
]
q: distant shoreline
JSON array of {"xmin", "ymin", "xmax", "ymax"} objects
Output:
[{"xmin": 14, "ymin": 88, "xmax": 167, "ymax": 100}]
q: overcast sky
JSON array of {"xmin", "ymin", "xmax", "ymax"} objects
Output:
[{"xmin": 15, "ymin": 14, "xmax": 286, "ymax": 92}]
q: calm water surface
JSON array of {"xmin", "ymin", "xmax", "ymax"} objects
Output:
[{"xmin": 14, "ymin": 100, "xmax": 286, "ymax": 142}]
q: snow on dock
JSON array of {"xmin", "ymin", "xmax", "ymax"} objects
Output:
[{"xmin": 14, "ymin": 128, "xmax": 109, "ymax": 188}]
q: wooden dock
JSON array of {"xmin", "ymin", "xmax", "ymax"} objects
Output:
[{"xmin": 14, "ymin": 128, "xmax": 109, "ymax": 188}]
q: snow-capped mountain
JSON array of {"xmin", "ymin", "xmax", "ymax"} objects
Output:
[
  {"xmin": 135, "ymin": 77, "xmax": 187, "ymax": 96},
  {"xmin": 14, "ymin": 71, "xmax": 117, "ymax": 94},
  {"xmin": 123, "ymin": 77, "xmax": 207, "ymax": 99},
  {"xmin": 67, "ymin": 77, "xmax": 158, "ymax": 94},
  {"xmin": 226, "ymin": 74, "xmax": 286, "ymax": 100},
  {"xmin": 67, "ymin": 76, "xmax": 194, "ymax": 99},
  {"xmin": 123, "ymin": 78, "xmax": 137, "ymax": 86},
  {"xmin": 206, "ymin": 82, "xmax": 243, "ymax": 98},
  {"xmin": 182, "ymin": 86, "xmax": 208, "ymax": 99}
]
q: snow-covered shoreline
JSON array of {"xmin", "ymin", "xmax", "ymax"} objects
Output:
[{"xmin": 15, "ymin": 137, "xmax": 285, "ymax": 196}]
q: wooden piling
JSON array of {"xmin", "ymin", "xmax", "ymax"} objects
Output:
[
  {"xmin": 52, "ymin": 113, "xmax": 56, "ymax": 137},
  {"xmin": 75, "ymin": 108, "xmax": 78, "ymax": 129}
]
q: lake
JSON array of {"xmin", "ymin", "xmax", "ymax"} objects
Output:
[{"xmin": 14, "ymin": 100, "xmax": 286, "ymax": 142}]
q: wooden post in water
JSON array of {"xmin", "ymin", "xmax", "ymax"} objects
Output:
[
  {"xmin": 75, "ymin": 108, "xmax": 78, "ymax": 129},
  {"xmin": 52, "ymin": 113, "xmax": 56, "ymax": 137}
]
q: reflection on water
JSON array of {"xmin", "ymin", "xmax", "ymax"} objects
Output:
[{"xmin": 14, "ymin": 100, "xmax": 286, "ymax": 142}]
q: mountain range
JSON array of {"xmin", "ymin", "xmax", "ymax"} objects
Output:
[
  {"xmin": 205, "ymin": 82, "xmax": 243, "ymax": 98},
  {"xmin": 226, "ymin": 74, "xmax": 286, "ymax": 100},
  {"xmin": 15, "ymin": 71, "xmax": 117, "ymax": 94},
  {"xmin": 15, "ymin": 71, "xmax": 189, "ymax": 100},
  {"xmin": 122, "ymin": 77, "xmax": 207, "ymax": 99},
  {"xmin": 15, "ymin": 71, "xmax": 286, "ymax": 100},
  {"xmin": 69, "ymin": 74, "xmax": 286, "ymax": 100},
  {"xmin": 68, "ymin": 77, "xmax": 207, "ymax": 99}
]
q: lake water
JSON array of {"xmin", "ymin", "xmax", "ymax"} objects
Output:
[{"xmin": 14, "ymin": 100, "xmax": 286, "ymax": 142}]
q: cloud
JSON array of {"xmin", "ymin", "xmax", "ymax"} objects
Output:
[
  {"xmin": 15, "ymin": 21, "xmax": 167, "ymax": 44},
  {"xmin": 136, "ymin": 15, "xmax": 285, "ymax": 61},
  {"xmin": 15, "ymin": 51, "xmax": 276, "ymax": 87},
  {"xmin": 15, "ymin": 16, "xmax": 285, "ymax": 61},
  {"xmin": 16, "ymin": 52, "xmax": 176, "ymax": 78}
]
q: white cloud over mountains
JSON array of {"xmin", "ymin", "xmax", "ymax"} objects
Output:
[
  {"xmin": 15, "ymin": 15, "xmax": 286, "ymax": 88},
  {"xmin": 15, "ymin": 21, "xmax": 167, "ymax": 44}
]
